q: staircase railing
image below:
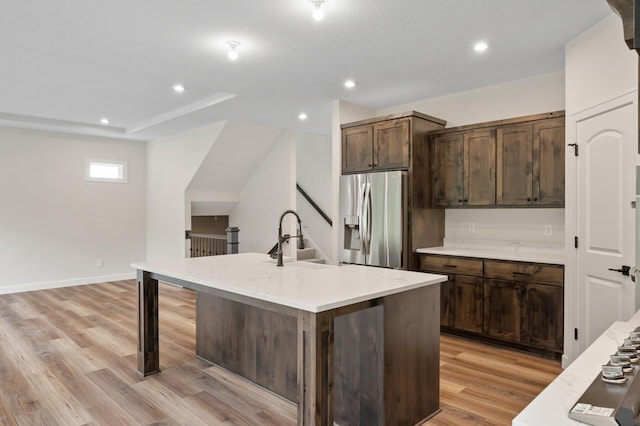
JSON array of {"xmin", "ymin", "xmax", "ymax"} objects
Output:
[
  {"xmin": 296, "ymin": 183, "xmax": 332, "ymax": 227},
  {"xmin": 189, "ymin": 233, "xmax": 227, "ymax": 257}
]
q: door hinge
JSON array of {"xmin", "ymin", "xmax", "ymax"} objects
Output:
[
  {"xmin": 574, "ymin": 236, "xmax": 578, "ymax": 248},
  {"xmin": 568, "ymin": 143, "xmax": 578, "ymax": 156},
  {"xmin": 574, "ymin": 328, "xmax": 578, "ymax": 340}
]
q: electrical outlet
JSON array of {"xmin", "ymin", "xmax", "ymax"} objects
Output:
[
  {"xmin": 469, "ymin": 223, "xmax": 476, "ymax": 233},
  {"xmin": 544, "ymin": 225, "xmax": 552, "ymax": 236},
  {"xmin": 98, "ymin": 259, "xmax": 104, "ymax": 268}
]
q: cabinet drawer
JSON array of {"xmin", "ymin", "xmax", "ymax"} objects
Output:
[
  {"xmin": 419, "ymin": 255, "xmax": 483, "ymax": 277},
  {"xmin": 484, "ymin": 260, "xmax": 563, "ymax": 286}
]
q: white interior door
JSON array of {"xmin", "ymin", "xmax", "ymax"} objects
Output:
[{"xmin": 576, "ymin": 93, "xmax": 638, "ymax": 353}]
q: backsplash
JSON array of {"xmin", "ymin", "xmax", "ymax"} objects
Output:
[{"xmin": 444, "ymin": 208, "xmax": 565, "ymax": 245}]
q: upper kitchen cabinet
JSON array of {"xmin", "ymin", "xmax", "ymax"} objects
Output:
[
  {"xmin": 431, "ymin": 111, "xmax": 565, "ymax": 208},
  {"xmin": 496, "ymin": 115, "xmax": 565, "ymax": 207},
  {"xmin": 433, "ymin": 129, "xmax": 496, "ymax": 207},
  {"xmin": 533, "ymin": 118, "xmax": 565, "ymax": 206},
  {"xmin": 496, "ymin": 124, "xmax": 534, "ymax": 205},
  {"xmin": 341, "ymin": 112, "xmax": 446, "ymax": 174}
]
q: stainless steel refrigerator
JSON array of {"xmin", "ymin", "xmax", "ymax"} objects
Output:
[{"xmin": 339, "ymin": 171, "xmax": 407, "ymax": 269}]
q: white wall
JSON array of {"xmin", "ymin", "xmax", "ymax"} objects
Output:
[
  {"xmin": 297, "ymin": 131, "xmax": 332, "ymax": 261},
  {"xmin": 378, "ymin": 71, "xmax": 565, "ymax": 128},
  {"xmin": 566, "ymin": 14, "xmax": 638, "ymax": 112},
  {"xmin": 146, "ymin": 121, "xmax": 224, "ymax": 261},
  {"xmin": 445, "ymin": 209, "xmax": 564, "ymax": 244},
  {"xmin": 229, "ymin": 132, "xmax": 297, "ymax": 255},
  {"xmin": 564, "ymin": 13, "xmax": 638, "ymax": 365},
  {"xmin": 0, "ymin": 126, "xmax": 146, "ymax": 293}
]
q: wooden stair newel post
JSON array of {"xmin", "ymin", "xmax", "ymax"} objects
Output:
[{"xmin": 226, "ymin": 227, "xmax": 239, "ymax": 254}]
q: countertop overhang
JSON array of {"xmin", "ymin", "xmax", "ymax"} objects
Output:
[{"xmin": 131, "ymin": 253, "xmax": 446, "ymax": 313}]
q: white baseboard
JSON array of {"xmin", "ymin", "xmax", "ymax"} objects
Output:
[{"xmin": 0, "ymin": 272, "xmax": 136, "ymax": 295}]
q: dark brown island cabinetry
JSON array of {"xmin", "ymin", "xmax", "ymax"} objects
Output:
[
  {"xmin": 419, "ymin": 254, "xmax": 564, "ymax": 357},
  {"xmin": 430, "ymin": 111, "xmax": 565, "ymax": 208},
  {"xmin": 341, "ymin": 111, "xmax": 446, "ymax": 174}
]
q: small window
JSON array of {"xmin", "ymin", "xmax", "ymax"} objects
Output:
[{"xmin": 86, "ymin": 159, "xmax": 128, "ymax": 183}]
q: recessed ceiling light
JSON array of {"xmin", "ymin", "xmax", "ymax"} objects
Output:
[
  {"xmin": 226, "ymin": 41, "xmax": 240, "ymax": 61},
  {"xmin": 100, "ymin": 118, "xmax": 110, "ymax": 125},
  {"xmin": 473, "ymin": 41, "xmax": 489, "ymax": 53},
  {"xmin": 344, "ymin": 80, "xmax": 356, "ymax": 89},
  {"xmin": 173, "ymin": 84, "xmax": 185, "ymax": 93},
  {"xmin": 311, "ymin": 0, "xmax": 326, "ymax": 21},
  {"xmin": 298, "ymin": 113, "xmax": 308, "ymax": 120}
]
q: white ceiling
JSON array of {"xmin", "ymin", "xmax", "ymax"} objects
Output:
[{"xmin": 0, "ymin": 1, "xmax": 613, "ymax": 140}]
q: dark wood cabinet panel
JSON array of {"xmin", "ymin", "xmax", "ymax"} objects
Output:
[
  {"xmin": 373, "ymin": 118, "xmax": 411, "ymax": 171},
  {"xmin": 420, "ymin": 254, "xmax": 564, "ymax": 355},
  {"xmin": 533, "ymin": 118, "xmax": 565, "ymax": 206},
  {"xmin": 440, "ymin": 275, "xmax": 453, "ymax": 328},
  {"xmin": 483, "ymin": 278, "xmax": 521, "ymax": 342},
  {"xmin": 433, "ymin": 133, "xmax": 465, "ymax": 206},
  {"xmin": 432, "ymin": 130, "xmax": 496, "ymax": 207},
  {"xmin": 341, "ymin": 116, "xmax": 420, "ymax": 174},
  {"xmin": 484, "ymin": 260, "xmax": 563, "ymax": 286},
  {"xmin": 521, "ymin": 283, "xmax": 563, "ymax": 351},
  {"xmin": 342, "ymin": 125, "xmax": 374, "ymax": 173},
  {"xmin": 453, "ymin": 275, "xmax": 483, "ymax": 333},
  {"xmin": 496, "ymin": 124, "xmax": 533, "ymax": 206},
  {"xmin": 419, "ymin": 253, "xmax": 483, "ymax": 276},
  {"xmin": 432, "ymin": 111, "xmax": 564, "ymax": 208},
  {"xmin": 419, "ymin": 254, "xmax": 483, "ymax": 333},
  {"xmin": 465, "ymin": 130, "xmax": 496, "ymax": 205}
]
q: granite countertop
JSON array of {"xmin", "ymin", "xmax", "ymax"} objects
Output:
[
  {"xmin": 132, "ymin": 252, "xmax": 446, "ymax": 313},
  {"xmin": 416, "ymin": 239, "xmax": 566, "ymax": 265},
  {"xmin": 512, "ymin": 309, "xmax": 640, "ymax": 425}
]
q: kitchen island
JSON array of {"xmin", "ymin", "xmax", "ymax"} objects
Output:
[{"xmin": 131, "ymin": 253, "xmax": 446, "ymax": 426}]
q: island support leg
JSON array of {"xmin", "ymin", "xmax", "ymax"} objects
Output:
[
  {"xmin": 136, "ymin": 270, "xmax": 160, "ymax": 376},
  {"xmin": 297, "ymin": 310, "xmax": 334, "ymax": 425}
]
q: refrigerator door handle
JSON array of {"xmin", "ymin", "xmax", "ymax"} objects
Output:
[
  {"xmin": 362, "ymin": 182, "xmax": 371, "ymax": 255},
  {"xmin": 358, "ymin": 181, "xmax": 366, "ymax": 254}
]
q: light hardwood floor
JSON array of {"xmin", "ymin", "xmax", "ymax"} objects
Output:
[{"xmin": 0, "ymin": 280, "xmax": 562, "ymax": 425}]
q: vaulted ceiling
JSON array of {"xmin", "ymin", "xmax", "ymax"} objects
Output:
[{"xmin": 0, "ymin": 1, "xmax": 613, "ymax": 140}]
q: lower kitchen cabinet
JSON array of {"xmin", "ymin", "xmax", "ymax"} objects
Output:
[
  {"xmin": 419, "ymin": 255, "xmax": 483, "ymax": 333},
  {"xmin": 419, "ymin": 254, "xmax": 564, "ymax": 356},
  {"xmin": 483, "ymin": 278, "xmax": 521, "ymax": 342}
]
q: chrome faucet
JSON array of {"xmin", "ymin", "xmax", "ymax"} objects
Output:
[{"xmin": 277, "ymin": 209, "xmax": 304, "ymax": 267}]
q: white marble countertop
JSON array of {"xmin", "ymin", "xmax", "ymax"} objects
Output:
[
  {"xmin": 513, "ymin": 310, "xmax": 640, "ymax": 425},
  {"xmin": 131, "ymin": 253, "xmax": 446, "ymax": 313},
  {"xmin": 416, "ymin": 239, "xmax": 565, "ymax": 265}
]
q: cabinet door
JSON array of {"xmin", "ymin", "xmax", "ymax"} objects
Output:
[
  {"xmin": 440, "ymin": 274, "xmax": 454, "ymax": 328},
  {"xmin": 432, "ymin": 133, "xmax": 464, "ymax": 206},
  {"xmin": 342, "ymin": 125, "xmax": 373, "ymax": 173},
  {"xmin": 483, "ymin": 279, "xmax": 521, "ymax": 342},
  {"xmin": 373, "ymin": 119, "xmax": 410, "ymax": 170},
  {"xmin": 453, "ymin": 275, "xmax": 483, "ymax": 333},
  {"xmin": 521, "ymin": 283, "xmax": 563, "ymax": 352},
  {"xmin": 465, "ymin": 130, "xmax": 496, "ymax": 206},
  {"xmin": 533, "ymin": 118, "xmax": 565, "ymax": 206},
  {"xmin": 496, "ymin": 124, "xmax": 533, "ymax": 205}
]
